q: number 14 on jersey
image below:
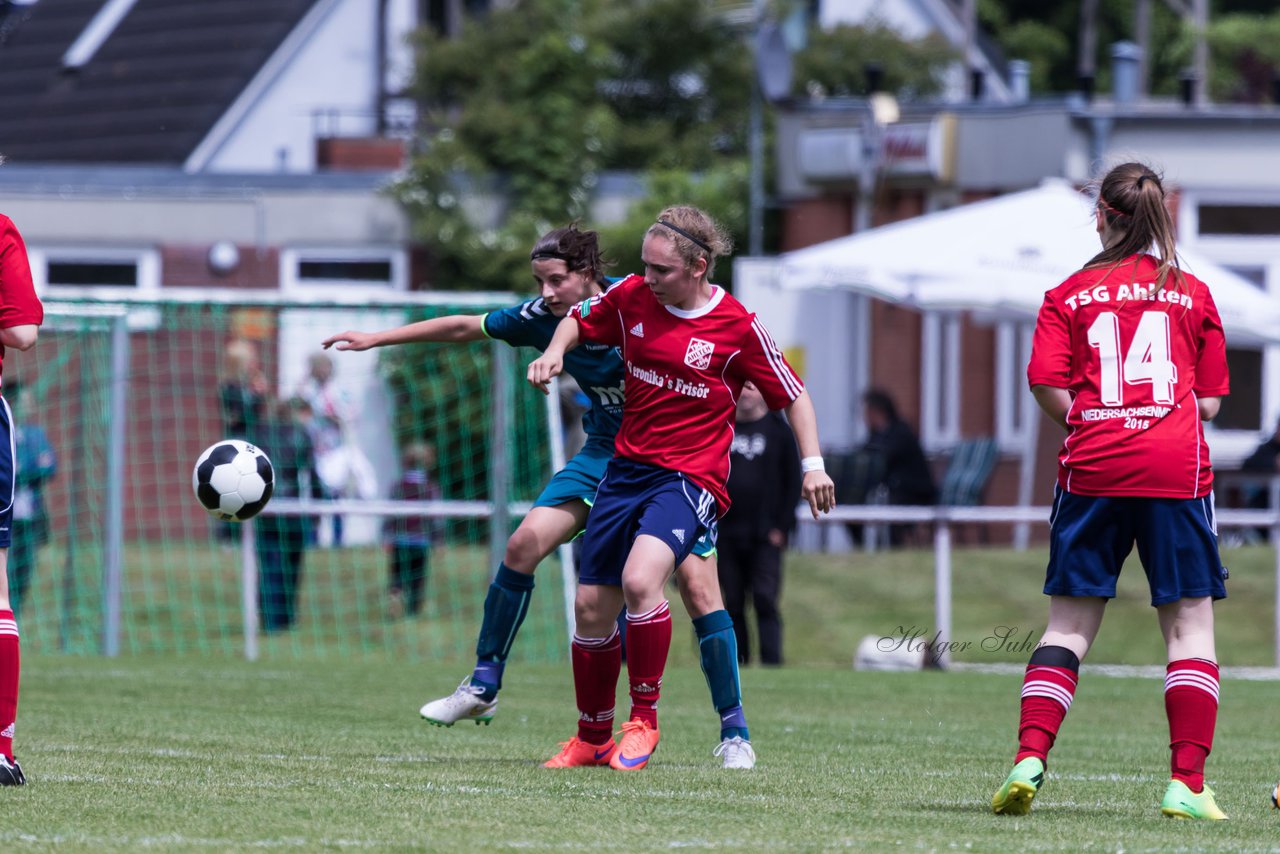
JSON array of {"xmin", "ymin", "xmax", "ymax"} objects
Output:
[{"xmin": 1086, "ymin": 310, "xmax": 1178, "ymax": 407}]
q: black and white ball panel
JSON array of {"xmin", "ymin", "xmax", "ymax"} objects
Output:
[{"xmin": 192, "ymin": 439, "xmax": 275, "ymax": 522}]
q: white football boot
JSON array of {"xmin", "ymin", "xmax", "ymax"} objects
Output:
[
  {"xmin": 419, "ymin": 679, "xmax": 498, "ymax": 727},
  {"xmin": 713, "ymin": 736, "xmax": 756, "ymax": 769}
]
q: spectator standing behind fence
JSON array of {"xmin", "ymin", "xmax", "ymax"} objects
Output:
[
  {"xmin": 220, "ymin": 338, "xmax": 267, "ymax": 439},
  {"xmin": 6, "ymin": 381, "xmax": 54, "ymax": 619},
  {"xmin": 385, "ymin": 442, "xmax": 442, "ymax": 620},
  {"xmin": 717, "ymin": 382, "xmax": 800, "ymax": 666},
  {"xmin": 219, "ymin": 339, "xmax": 267, "ymax": 545},
  {"xmin": 296, "ymin": 351, "xmax": 375, "ymax": 546},
  {"xmin": 1242, "ymin": 418, "xmax": 1280, "ymax": 498},
  {"xmin": 251, "ymin": 397, "xmax": 323, "ymax": 632},
  {"xmin": 853, "ymin": 388, "xmax": 936, "ymax": 546}
]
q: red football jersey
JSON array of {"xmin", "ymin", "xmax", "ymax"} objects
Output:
[
  {"xmin": 1027, "ymin": 254, "xmax": 1229, "ymax": 498},
  {"xmin": 571, "ymin": 274, "xmax": 804, "ymax": 516},
  {"xmin": 0, "ymin": 216, "xmax": 43, "ymax": 380}
]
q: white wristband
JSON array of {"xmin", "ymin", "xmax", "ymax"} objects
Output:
[{"xmin": 801, "ymin": 456, "xmax": 825, "ymax": 473}]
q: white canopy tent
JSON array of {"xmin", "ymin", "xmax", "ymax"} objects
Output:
[
  {"xmin": 768, "ymin": 178, "xmax": 1280, "ymax": 547},
  {"xmin": 778, "ymin": 178, "xmax": 1280, "ymax": 345}
]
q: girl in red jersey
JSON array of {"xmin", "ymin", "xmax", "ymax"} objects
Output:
[
  {"xmin": 528, "ymin": 206, "xmax": 835, "ymax": 771},
  {"xmin": 0, "ymin": 213, "xmax": 44, "ymax": 787},
  {"xmin": 991, "ymin": 163, "xmax": 1230, "ymax": 819}
]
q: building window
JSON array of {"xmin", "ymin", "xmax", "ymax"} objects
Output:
[
  {"xmin": 1214, "ymin": 347, "xmax": 1263, "ymax": 432},
  {"xmin": 47, "ymin": 260, "xmax": 138, "ymax": 287},
  {"xmin": 30, "ymin": 248, "xmax": 159, "ymax": 296},
  {"xmin": 920, "ymin": 312, "xmax": 961, "ymax": 449},
  {"xmin": 298, "ymin": 259, "xmax": 394, "ymax": 283},
  {"xmin": 281, "ymin": 248, "xmax": 406, "ymax": 293},
  {"xmin": 1198, "ymin": 205, "xmax": 1280, "ymax": 237}
]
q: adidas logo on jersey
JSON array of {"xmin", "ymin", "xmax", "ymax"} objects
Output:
[
  {"xmin": 672, "ymin": 529, "xmax": 686, "ymax": 544},
  {"xmin": 629, "ymin": 322, "xmax": 645, "ymax": 337}
]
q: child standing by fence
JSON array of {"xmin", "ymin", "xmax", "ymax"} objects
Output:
[{"xmin": 386, "ymin": 442, "xmax": 441, "ymax": 619}]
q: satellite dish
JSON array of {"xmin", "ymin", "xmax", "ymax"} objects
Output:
[{"xmin": 756, "ymin": 21, "xmax": 793, "ymax": 103}]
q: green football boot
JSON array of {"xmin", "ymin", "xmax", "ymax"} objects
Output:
[
  {"xmin": 1160, "ymin": 780, "xmax": 1227, "ymax": 820},
  {"xmin": 991, "ymin": 757, "xmax": 1045, "ymax": 815}
]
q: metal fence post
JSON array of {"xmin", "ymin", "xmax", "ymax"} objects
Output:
[
  {"xmin": 241, "ymin": 521, "xmax": 259, "ymax": 662},
  {"xmin": 932, "ymin": 519, "xmax": 953, "ymax": 669},
  {"xmin": 488, "ymin": 341, "xmax": 513, "ymax": 575},
  {"xmin": 102, "ymin": 312, "xmax": 130, "ymax": 657}
]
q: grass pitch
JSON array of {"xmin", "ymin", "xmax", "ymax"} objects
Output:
[{"xmin": 2, "ymin": 655, "xmax": 1279, "ymax": 851}]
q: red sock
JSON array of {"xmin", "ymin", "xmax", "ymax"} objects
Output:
[
  {"xmin": 624, "ymin": 601, "xmax": 671, "ymax": 728},
  {"xmin": 571, "ymin": 628, "xmax": 621, "ymax": 745},
  {"xmin": 1015, "ymin": 664, "xmax": 1078, "ymax": 764},
  {"xmin": 1165, "ymin": 658, "xmax": 1219, "ymax": 793},
  {"xmin": 0, "ymin": 610, "xmax": 19, "ymax": 760}
]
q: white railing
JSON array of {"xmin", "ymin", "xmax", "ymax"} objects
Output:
[
  {"xmin": 803, "ymin": 504, "xmax": 1280, "ymax": 669},
  {"xmin": 242, "ymin": 499, "xmax": 1280, "ymax": 668}
]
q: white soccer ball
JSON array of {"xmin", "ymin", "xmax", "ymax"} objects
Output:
[{"xmin": 192, "ymin": 439, "xmax": 274, "ymax": 522}]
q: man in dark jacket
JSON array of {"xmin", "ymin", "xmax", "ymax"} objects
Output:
[
  {"xmin": 859, "ymin": 388, "xmax": 936, "ymax": 546},
  {"xmin": 251, "ymin": 397, "xmax": 323, "ymax": 632},
  {"xmin": 716, "ymin": 383, "xmax": 801, "ymax": 666}
]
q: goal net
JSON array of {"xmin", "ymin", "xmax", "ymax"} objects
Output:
[{"xmin": 10, "ymin": 292, "xmax": 572, "ymax": 662}]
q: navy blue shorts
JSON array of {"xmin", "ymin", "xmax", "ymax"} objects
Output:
[
  {"xmin": 578, "ymin": 457, "xmax": 717, "ymax": 587},
  {"xmin": 0, "ymin": 396, "xmax": 13, "ymax": 549},
  {"xmin": 1044, "ymin": 486, "xmax": 1227, "ymax": 606}
]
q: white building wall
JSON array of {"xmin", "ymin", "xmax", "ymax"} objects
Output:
[
  {"xmin": 734, "ymin": 258, "xmax": 862, "ymax": 452},
  {"xmin": 193, "ymin": 0, "xmax": 419, "ymax": 174}
]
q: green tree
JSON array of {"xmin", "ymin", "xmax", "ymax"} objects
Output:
[
  {"xmin": 395, "ymin": 0, "xmax": 962, "ymax": 294},
  {"xmin": 977, "ymin": 0, "xmax": 1280, "ymax": 100},
  {"xmin": 396, "ymin": 0, "xmax": 753, "ymax": 293},
  {"xmin": 791, "ymin": 22, "xmax": 959, "ymax": 99},
  {"xmin": 1202, "ymin": 11, "xmax": 1280, "ymax": 102}
]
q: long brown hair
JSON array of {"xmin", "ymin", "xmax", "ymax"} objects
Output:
[{"xmin": 1085, "ymin": 162, "xmax": 1184, "ymax": 293}]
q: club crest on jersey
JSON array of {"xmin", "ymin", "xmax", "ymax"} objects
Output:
[{"xmin": 684, "ymin": 337, "xmax": 715, "ymax": 370}]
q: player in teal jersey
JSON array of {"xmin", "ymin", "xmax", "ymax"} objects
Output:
[{"xmin": 323, "ymin": 224, "xmax": 756, "ymax": 769}]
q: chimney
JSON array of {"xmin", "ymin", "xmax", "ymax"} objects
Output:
[
  {"xmin": 1111, "ymin": 41, "xmax": 1142, "ymax": 106},
  {"xmin": 864, "ymin": 62, "xmax": 884, "ymax": 95},
  {"xmin": 1008, "ymin": 59, "xmax": 1030, "ymax": 103},
  {"xmin": 969, "ymin": 67, "xmax": 985, "ymax": 101},
  {"xmin": 1179, "ymin": 70, "xmax": 1197, "ymax": 108}
]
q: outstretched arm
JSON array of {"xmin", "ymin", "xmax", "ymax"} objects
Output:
[
  {"xmin": 782, "ymin": 389, "xmax": 836, "ymax": 518},
  {"xmin": 527, "ymin": 316, "xmax": 581, "ymax": 395},
  {"xmin": 323, "ymin": 315, "xmax": 486, "ymax": 351}
]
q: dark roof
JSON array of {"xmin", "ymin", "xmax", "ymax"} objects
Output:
[{"xmin": 0, "ymin": 0, "xmax": 320, "ymax": 166}]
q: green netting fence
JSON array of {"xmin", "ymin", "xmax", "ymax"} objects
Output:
[{"xmin": 6, "ymin": 293, "xmax": 570, "ymax": 662}]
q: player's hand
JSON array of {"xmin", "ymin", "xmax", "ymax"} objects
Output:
[
  {"xmin": 767, "ymin": 528, "xmax": 786, "ymax": 548},
  {"xmin": 323, "ymin": 331, "xmax": 377, "ymax": 351},
  {"xmin": 801, "ymin": 470, "xmax": 836, "ymax": 519},
  {"xmin": 527, "ymin": 352, "xmax": 563, "ymax": 395}
]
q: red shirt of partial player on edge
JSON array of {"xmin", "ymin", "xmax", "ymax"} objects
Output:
[
  {"xmin": 570, "ymin": 273, "xmax": 804, "ymax": 517},
  {"xmin": 0, "ymin": 216, "xmax": 44, "ymax": 378},
  {"xmin": 1027, "ymin": 253, "xmax": 1230, "ymax": 498}
]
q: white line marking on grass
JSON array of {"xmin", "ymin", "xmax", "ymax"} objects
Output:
[
  {"xmin": 0, "ymin": 833, "xmax": 386, "ymax": 848},
  {"xmin": 952, "ymin": 662, "xmax": 1280, "ymax": 680}
]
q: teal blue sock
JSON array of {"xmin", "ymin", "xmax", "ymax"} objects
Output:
[
  {"xmin": 693, "ymin": 609, "xmax": 750, "ymax": 741},
  {"xmin": 471, "ymin": 563, "xmax": 535, "ymax": 701}
]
